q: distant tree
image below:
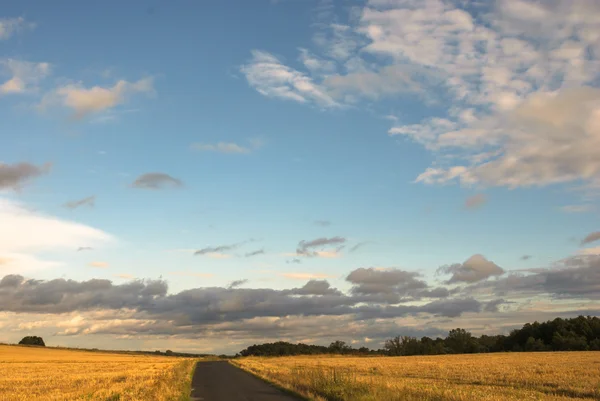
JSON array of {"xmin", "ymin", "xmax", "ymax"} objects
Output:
[
  {"xmin": 19, "ymin": 336, "xmax": 45, "ymax": 346},
  {"xmin": 384, "ymin": 336, "xmax": 404, "ymax": 356},
  {"xmin": 525, "ymin": 336, "xmax": 546, "ymax": 351},
  {"xmin": 328, "ymin": 340, "xmax": 352, "ymax": 354},
  {"xmin": 445, "ymin": 329, "xmax": 478, "ymax": 354},
  {"xmin": 165, "ymin": 350, "xmax": 174, "ymax": 356}
]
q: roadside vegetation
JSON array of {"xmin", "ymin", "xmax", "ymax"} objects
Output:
[
  {"xmin": 232, "ymin": 352, "xmax": 600, "ymax": 401},
  {"xmin": 0, "ymin": 344, "xmax": 197, "ymax": 401}
]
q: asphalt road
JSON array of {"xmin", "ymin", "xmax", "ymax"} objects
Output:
[{"xmin": 190, "ymin": 361, "xmax": 301, "ymax": 401}]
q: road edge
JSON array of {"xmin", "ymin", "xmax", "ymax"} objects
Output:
[{"xmin": 228, "ymin": 359, "xmax": 311, "ymax": 401}]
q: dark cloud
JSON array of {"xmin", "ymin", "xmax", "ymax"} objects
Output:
[
  {"xmin": 314, "ymin": 220, "xmax": 332, "ymax": 227},
  {"xmin": 131, "ymin": 173, "xmax": 183, "ymax": 189},
  {"xmin": 520, "ymin": 255, "xmax": 532, "ymax": 261},
  {"xmin": 418, "ymin": 287, "xmax": 450, "ymax": 298},
  {"xmin": 346, "ymin": 267, "xmax": 427, "ymax": 296},
  {"xmin": 245, "ymin": 249, "xmax": 265, "ymax": 257},
  {"xmin": 0, "ymin": 272, "xmax": 478, "ymax": 327},
  {"xmin": 349, "ymin": 241, "xmax": 370, "ymax": 253},
  {"xmin": 289, "ymin": 280, "xmax": 340, "ymax": 296},
  {"xmin": 484, "ymin": 299, "xmax": 506, "ymax": 312},
  {"xmin": 296, "ymin": 236, "xmax": 346, "ymax": 257},
  {"xmin": 228, "ymin": 279, "xmax": 248, "ymax": 289},
  {"xmin": 581, "ymin": 231, "xmax": 600, "ymax": 245},
  {"xmin": 437, "ymin": 254, "xmax": 505, "ymax": 283},
  {"xmin": 194, "ymin": 244, "xmax": 236, "ymax": 255},
  {"xmin": 286, "ymin": 258, "xmax": 302, "ymax": 264},
  {"xmin": 195, "ymin": 240, "xmax": 253, "ymax": 256},
  {"xmin": 467, "ymin": 255, "xmax": 600, "ymax": 300},
  {"xmin": 64, "ymin": 195, "xmax": 95, "ymax": 210},
  {"xmin": 0, "ymin": 162, "xmax": 50, "ymax": 189},
  {"xmin": 0, "ymin": 275, "xmax": 167, "ymax": 313},
  {"xmin": 464, "ymin": 193, "xmax": 487, "ymax": 210},
  {"xmin": 77, "ymin": 247, "xmax": 93, "ymax": 252}
]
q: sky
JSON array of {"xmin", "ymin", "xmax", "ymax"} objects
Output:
[{"xmin": 1, "ymin": 0, "xmax": 600, "ymax": 354}]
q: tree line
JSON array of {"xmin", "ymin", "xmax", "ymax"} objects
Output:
[{"xmin": 238, "ymin": 315, "xmax": 600, "ymax": 357}]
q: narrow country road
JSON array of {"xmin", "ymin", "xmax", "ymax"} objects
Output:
[{"xmin": 190, "ymin": 361, "xmax": 301, "ymax": 401}]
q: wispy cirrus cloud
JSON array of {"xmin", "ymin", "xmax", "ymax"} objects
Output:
[
  {"xmin": 228, "ymin": 279, "xmax": 248, "ymax": 289},
  {"xmin": 240, "ymin": 50, "xmax": 340, "ymax": 108},
  {"xmin": 131, "ymin": 173, "xmax": 183, "ymax": 190},
  {"xmin": 464, "ymin": 194, "xmax": 487, "ymax": 210},
  {"xmin": 241, "ymin": 0, "xmax": 600, "ymax": 194},
  {"xmin": 581, "ymin": 232, "xmax": 600, "ymax": 246},
  {"xmin": 296, "ymin": 236, "xmax": 346, "ymax": 257},
  {"xmin": 89, "ymin": 261, "xmax": 109, "ymax": 269},
  {"xmin": 63, "ymin": 196, "xmax": 95, "ymax": 210},
  {"xmin": 0, "ymin": 17, "xmax": 34, "ymax": 40},
  {"xmin": 1, "ymin": 59, "xmax": 50, "ymax": 95},
  {"xmin": 191, "ymin": 139, "xmax": 263, "ymax": 154},
  {"xmin": 245, "ymin": 249, "xmax": 265, "ymax": 258}
]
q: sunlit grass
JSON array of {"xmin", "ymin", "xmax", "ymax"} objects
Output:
[
  {"xmin": 232, "ymin": 352, "xmax": 600, "ymax": 400},
  {"xmin": 0, "ymin": 345, "xmax": 197, "ymax": 401}
]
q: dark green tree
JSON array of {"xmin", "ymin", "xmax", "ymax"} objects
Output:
[{"xmin": 19, "ymin": 336, "xmax": 45, "ymax": 346}]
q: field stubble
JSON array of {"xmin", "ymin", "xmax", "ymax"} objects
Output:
[
  {"xmin": 0, "ymin": 344, "xmax": 197, "ymax": 401},
  {"xmin": 232, "ymin": 352, "xmax": 600, "ymax": 401}
]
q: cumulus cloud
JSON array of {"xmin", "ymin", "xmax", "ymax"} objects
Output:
[
  {"xmin": 581, "ymin": 231, "xmax": 600, "ymax": 245},
  {"xmin": 438, "ymin": 254, "xmax": 505, "ymax": 283},
  {"xmin": 131, "ymin": 173, "xmax": 183, "ymax": 189},
  {"xmin": 0, "ymin": 17, "xmax": 34, "ymax": 40},
  {"xmin": 63, "ymin": 196, "xmax": 95, "ymax": 210},
  {"xmin": 464, "ymin": 194, "xmax": 487, "ymax": 210},
  {"xmin": 245, "ymin": 0, "xmax": 600, "ymax": 191},
  {"xmin": 241, "ymin": 50, "xmax": 340, "ymax": 108},
  {"xmin": 1, "ymin": 59, "xmax": 50, "ymax": 95},
  {"xmin": 0, "ymin": 162, "xmax": 50, "ymax": 189},
  {"xmin": 469, "ymin": 255, "xmax": 600, "ymax": 300},
  {"xmin": 41, "ymin": 78, "xmax": 153, "ymax": 119},
  {"xmin": 3, "ymin": 253, "xmax": 599, "ymax": 351},
  {"xmin": 296, "ymin": 236, "xmax": 346, "ymax": 257}
]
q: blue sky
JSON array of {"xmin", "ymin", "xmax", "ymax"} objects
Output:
[{"xmin": 1, "ymin": 0, "xmax": 600, "ymax": 353}]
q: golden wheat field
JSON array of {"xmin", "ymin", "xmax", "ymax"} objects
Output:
[
  {"xmin": 232, "ymin": 352, "xmax": 600, "ymax": 401},
  {"xmin": 0, "ymin": 345, "xmax": 197, "ymax": 401}
]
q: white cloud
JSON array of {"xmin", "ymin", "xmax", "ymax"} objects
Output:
[
  {"xmin": 279, "ymin": 272, "xmax": 337, "ymax": 280},
  {"xmin": 0, "ymin": 59, "xmax": 50, "ymax": 95},
  {"xmin": 561, "ymin": 205, "xmax": 595, "ymax": 213},
  {"xmin": 298, "ymin": 48, "xmax": 335, "ymax": 74},
  {"xmin": 89, "ymin": 261, "xmax": 109, "ymax": 269},
  {"xmin": 191, "ymin": 139, "xmax": 263, "ymax": 154},
  {"xmin": 0, "ymin": 17, "xmax": 34, "ymax": 40},
  {"xmin": 353, "ymin": 0, "xmax": 600, "ymax": 190},
  {"xmin": 578, "ymin": 247, "xmax": 600, "ymax": 256},
  {"xmin": 41, "ymin": 78, "xmax": 154, "ymax": 119},
  {"xmin": 240, "ymin": 50, "xmax": 340, "ymax": 108},
  {"xmin": 0, "ymin": 198, "xmax": 112, "ymax": 273}
]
